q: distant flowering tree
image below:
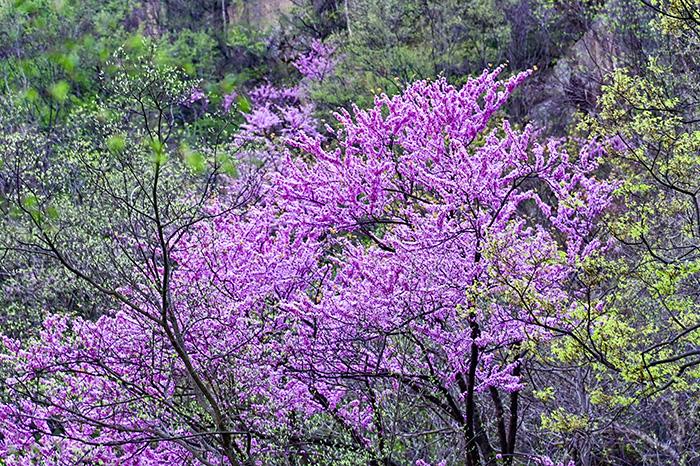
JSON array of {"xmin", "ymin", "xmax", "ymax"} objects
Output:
[
  {"xmin": 292, "ymin": 39, "xmax": 338, "ymax": 82},
  {"xmin": 240, "ymin": 91, "xmax": 318, "ymax": 142},
  {"xmin": 184, "ymin": 87, "xmax": 209, "ymax": 115},
  {"xmin": 233, "ymin": 83, "xmax": 320, "ymax": 168},
  {"xmin": 0, "ymin": 67, "xmax": 610, "ymax": 465},
  {"xmin": 230, "ymin": 40, "xmax": 337, "ymax": 167}
]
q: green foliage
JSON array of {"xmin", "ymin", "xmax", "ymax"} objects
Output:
[
  {"xmin": 0, "ymin": 0, "xmax": 133, "ymax": 124},
  {"xmin": 0, "ymin": 36, "xmax": 242, "ymax": 340},
  {"xmin": 226, "ymin": 24, "xmax": 268, "ymax": 55},
  {"xmin": 296, "ymin": 0, "xmax": 511, "ymax": 111},
  {"xmin": 49, "ymin": 80, "xmax": 70, "ymax": 102},
  {"xmin": 541, "ymin": 408, "xmax": 591, "ymax": 433},
  {"xmin": 156, "ymin": 29, "xmax": 221, "ymax": 78}
]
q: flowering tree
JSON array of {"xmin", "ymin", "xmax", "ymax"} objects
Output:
[
  {"xmin": 292, "ymin": 39, "xmax": 338, "ymax": 82},
  {"xmin": 274, "ymin": 67, "xmax": 614, "ymax": 465},
  {"xmin": 223, "ymin": 39, "xmax": 339, "ymax": 171},
  {"xmin": 0, "ymin": 67, "xmax": 612, "ymax": 465}
]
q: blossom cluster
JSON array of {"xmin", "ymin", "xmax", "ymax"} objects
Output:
[{"xmin": 292, "ymin": 39, "xmax": 338, "ymax": 82}]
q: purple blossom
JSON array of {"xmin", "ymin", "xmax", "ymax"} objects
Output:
[
  {"xmin": 292, "ymin": 39, "xmax": 338, "ymax": 82},
  {"xmin": 222, "ymin": 91, "xmax": 238, "ymax": 113},
  {"xmin": 183, "ymin": 87, "xmax": 209, "ymax": 114},
  {"xmin": 249, "ymin": 83, "xmax": 302, "ymax": 106}
]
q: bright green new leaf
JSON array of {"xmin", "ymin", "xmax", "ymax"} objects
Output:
[
  {"xmin": 49, "ymin": 80, "xmax": 70, "ymax": 102},
  {"xmin": 106, "ymin": 134, "xmax": 126, "ymax": 153}
]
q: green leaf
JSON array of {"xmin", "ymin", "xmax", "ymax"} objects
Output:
[
  {"xmin": 237, "ymin": 95, "xmax": 251, "ymax": 114},
  {"xmin": 49, "ymin": 80, "xmax": 70, "ymax": 102},
  {"xmin": 61, "ymin": 53, "xmax": 79, "ymax": 74},
  {"xmin": 219, "ymin": 155, "xmax": 238, "ymax": 177},
  {"xmin": 220, "ymin": 75, "xmax": 238, "ymax": 93},
  {"xmin": 150, "ymin": 139, "xmax": 167, "ymax": 165},
  {"xmin": 182, "ymin": 62, "xmax": 195, "ymax": 76},
  {"xmin": 22, "ymin": 194, "xmax": 39, "ymax": 210},
  {"xmin": 9, "ymin": 205, "xmax": 23, "ymax": 220},
  {"xmin": 21, "ymin": 194, "xmax": 43, "ymax": 224},
  {"xmin": 125, "ymin": 33, "xmax": 145, "ymax": 53},
  {"xmin": 185, "ymin": 151, "xmax": 206, "ymax": 174},
  {"xmin": 24, "ymin": 87, "xmax": 39, "ymax": 103},
  {"xmin": 46, "ymin": 205, "xmax": 59, "ymax": 220},
  {"xmin": 106, "ymin": 134, "xmax": 126, "ymax": 153}
]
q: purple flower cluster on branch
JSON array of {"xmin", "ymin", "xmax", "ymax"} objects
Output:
[
  {"xmin": 292, "ymin": 39, "xmax": 338, "ymax": 82},
  {"xmin": 232, "ymin": 83, "xmax": 320, "ymax": 169},
  {"xmin": 0, "ymin": 67, "xmax": 612, "ymax": 465}
]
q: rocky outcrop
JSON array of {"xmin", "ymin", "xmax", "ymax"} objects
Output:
[
  {"xmin": 226, "ymin": 0, "xmax": 295, "ymax": 29},
  {"xmin": 527, "ymin": 19, "xmax": 620, "ymax": 134}
]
